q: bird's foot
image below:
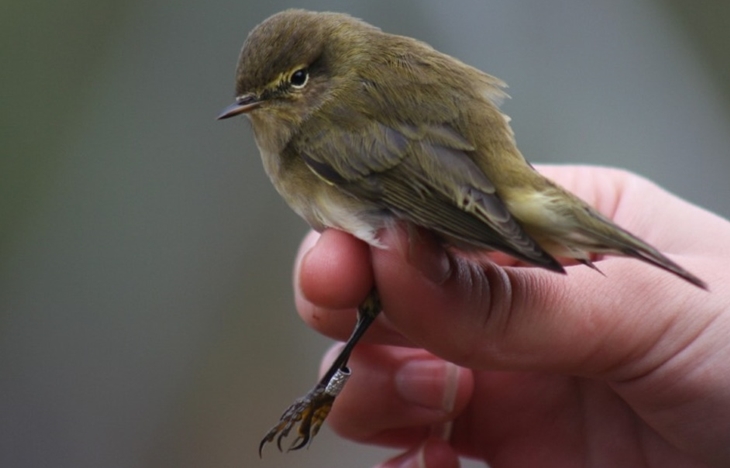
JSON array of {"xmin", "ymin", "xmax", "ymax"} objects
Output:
[{"xmin": 259, "ymin": 367, "xmax": 350, "ymax": 455}]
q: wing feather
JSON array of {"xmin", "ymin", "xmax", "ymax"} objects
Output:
[{"xmin": 294, "ymin": 116, "xmax": 562, "ymax": 271}]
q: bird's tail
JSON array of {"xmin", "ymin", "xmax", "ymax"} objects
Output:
[{"xmin": 575, "ymin": 210, "xmax": 707, "ymax": 289}]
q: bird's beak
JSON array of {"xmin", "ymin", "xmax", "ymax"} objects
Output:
[{"xmin": 217, "ymin": 93, "xmax": 262, "ymax": 120}]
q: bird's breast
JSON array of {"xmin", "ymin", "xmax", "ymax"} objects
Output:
[{"xmin": 257, "ymin": 147, "xmax": 388, "ymax": 247}]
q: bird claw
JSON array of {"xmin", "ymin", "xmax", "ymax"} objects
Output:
[
  {"xmin": 258, "ymin": 384, "xmax": 335, "ymax": 455},
  {"xmin": 259, "ymin": 368, "xmax": 352, "ymax": 455}
]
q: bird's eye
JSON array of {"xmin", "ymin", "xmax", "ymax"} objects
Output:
[{"xmin": 289, "ymin": 68, "xmax": 309, "ymax": 88}]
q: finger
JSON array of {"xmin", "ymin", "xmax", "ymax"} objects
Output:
[
  {"xmin": 295, "ymin": 229, "xmax": 372, "ymax": 310},
  {"xmin": 294, "ymin": 227, "xmax": 525, "ymax": 346},
  {"xmin": 374, "ymin": 438, "xmax": 460, "ymax": 468},
  {"xmin": 320, "ymin": 344, "xmax": 473, "ymax": 446},
  {"xmin": 294, "ymin": 229, "xmax": 415, "ymax": 346}
]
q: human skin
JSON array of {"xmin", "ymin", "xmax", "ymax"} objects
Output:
[{"xmin": 292, "ymin": 166, "xmax": 730, "ymax": 468}]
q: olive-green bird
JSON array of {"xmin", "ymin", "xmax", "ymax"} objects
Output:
[{"xmin": 218, "ymin": 9, "xmax": 706, "ymax": 455}]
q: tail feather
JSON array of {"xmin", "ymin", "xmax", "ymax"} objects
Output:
[
  {"xmin": 576, "ymin": 217, "xmax": 707, "ymax": 290},
  {"xmin": 621, "ymin": 245, "xmax": 707, "ymax": 290},
  {"xmin": 577, "ymin": 258, "xmax": 605, "ymax": 276}
]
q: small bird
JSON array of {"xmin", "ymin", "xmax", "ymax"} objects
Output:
[{"xmin": 218, "ymin": 9, "xmax": 706, "ymax": 455}]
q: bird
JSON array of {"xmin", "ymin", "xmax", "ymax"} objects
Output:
[{"xmin": 218, "ymin": 9, "xmax": 706, "ymax": 455}]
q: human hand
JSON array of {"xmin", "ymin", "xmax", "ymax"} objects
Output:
[{"xmin": 294, "ymin": 166, "xmax": 730, "ymax": 468}]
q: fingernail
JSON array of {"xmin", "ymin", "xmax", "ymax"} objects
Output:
[
  {"xmin": 395, "ymin": 442, "xmax": 427, "ymax": 468},
  {"xmin": 395, "ymin": 360, "xmax": 460, "ymax": 412}
]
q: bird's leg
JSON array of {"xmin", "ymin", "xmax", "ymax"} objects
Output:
[{"xmin": 259, "ymin": 288, "xmax": 382, "ymax": 455}]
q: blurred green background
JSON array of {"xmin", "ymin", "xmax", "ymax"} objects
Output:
[{"xmin": 1, "ymin": 1, "xmax": 728, "ymax": 467}]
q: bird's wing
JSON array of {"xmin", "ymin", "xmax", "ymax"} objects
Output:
[{"xmin": 293, "ymin": 110, "xmax": 563, "ymax": 272}]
